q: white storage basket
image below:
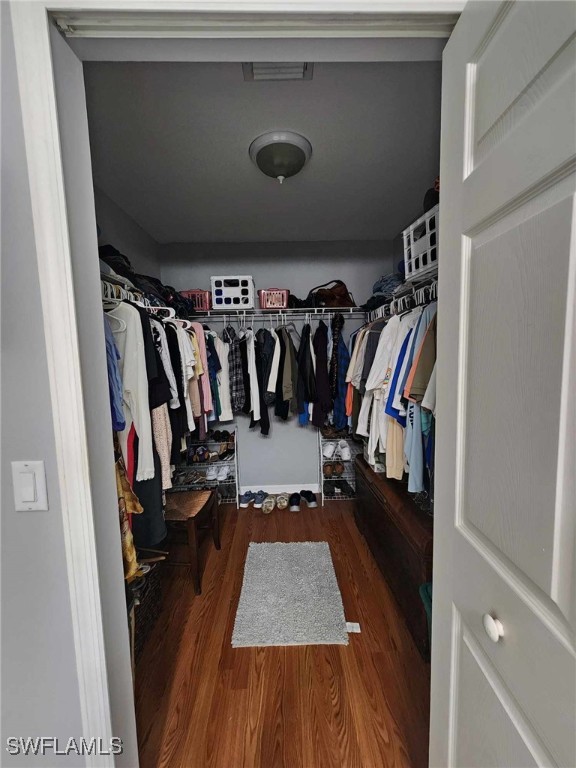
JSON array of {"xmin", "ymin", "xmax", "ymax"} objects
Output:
[
  {"xmin": 402, "ymin": 204, "xmax": 439, "ymax": 282},
  {"xmin": 211, "ymin": 276, "xmax": 255, "ymax": 309}
]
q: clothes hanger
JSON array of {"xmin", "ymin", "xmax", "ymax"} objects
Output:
[
  {"xmin": 148, "ymin": 306, "xmax": 176, "ymax": 319},
  {"xmin": 282, "ymin": 320, "xmax": 301, "ymax": 341}
]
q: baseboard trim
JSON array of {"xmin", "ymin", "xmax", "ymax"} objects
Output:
[{"xmin": 240, "ymin": 483, "xmax": 320, "ymax": 495}]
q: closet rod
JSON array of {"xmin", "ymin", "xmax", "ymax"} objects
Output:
[{"xmin": 196, "ymin": 307, "xmax": 366, "ymax": 320}]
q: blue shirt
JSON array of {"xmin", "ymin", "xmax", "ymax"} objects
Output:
[{"xmin": 104, "ymin": 315, "xmax": 126, "ymax": 432}]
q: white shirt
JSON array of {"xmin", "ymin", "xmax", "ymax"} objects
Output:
[
  {"xmin": 267, "ymin": 328, "xmax": 281, "ymax": 393},
  {"xmin": 107, "ymin": 303, "xmax": 155, "ymax": 482},
  {"xmin": 214, "ymin": 335, "xmax": 233, "ymax": 422},
  {"xmin": 241, "ymin": 328, "xmax": 261, "ymax": 421}
]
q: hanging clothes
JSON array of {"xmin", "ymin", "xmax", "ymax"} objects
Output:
[
  {"xmin": 274, "ymin": 329, "xmax": 290, "ymax": 421},
  {"xmin": 332, "ymin": 331, "xmax": 351, "ymax": 431},
  {"xmin": 205, "ymin": 330, "xmax": 222, "ymax": 421},
  {"xmin": 250, "ymin": 336, "xmax": 270, "ymax": 436},
  {"xmin": 311, "ymin": 321, "xmax": 331, "ymax": 428},
  {"xmin": 107, "ymin": 302, "xmax": 155, "ymax": 481},
  {"xmin": 104, "ymin": 314, "xmax": 126, "ymax": 432},
  {"xmin": 296, "ymin": 323, "xmax": 317, "ymax": 420},
  {"xmin": 222, "ymin": 325, "xmax": 245, "ymax": 413},
  {"xmin": 150, "ymin": 318, "xmax": 180, "ymax": 409},
  {"xmin": 164, "ymin": 323, "xmax": 188, "ymax": 465},
  {"xmin": 328, "ymin": 313, "xmax": 345, "ymax": 399},
  {"xmin": 151, "ymin": 404, "xmax": 173, "ymax": 491},
  {"xmin": 256, "ymin": 328, "xmax": 276, "ymax": 407},
  {"xmin": 214, "ymin": 335, "xmax": 233, "ymax": 422},
  {"xmin": 115, "ymin": 441, "xmax": 143, "ymax": 580}
]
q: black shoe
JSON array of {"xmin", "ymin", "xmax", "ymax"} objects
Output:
[
  {"xmin": 323, "ymin": 480, "xmax": 336, "ymax": 497},
  {"xmin": 300, "ymin": 490, "xmax": 318, "ymax": 508},
  {"xmin": 334, "ymin": 479, "xmax": 355, "ymax": 497},
  {"xmin": 289, "ymin": 493, "xmax": 301, "ymax": 512}
]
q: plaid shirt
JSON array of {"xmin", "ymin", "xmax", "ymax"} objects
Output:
[{"xmin": 222, "ymin": 326, "xmax": 245, "ymax": 412}]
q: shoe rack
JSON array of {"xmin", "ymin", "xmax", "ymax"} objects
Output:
[
  {"xmin": 318, "ymin": 432, "xmax": 364, "ymax": 505},
  {"xmin": 172, "ymin": 429, "xmax": 239, "ymax": 508}
]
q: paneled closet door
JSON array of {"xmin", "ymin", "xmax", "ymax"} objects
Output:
[{"xmin": 430, "ymin": 2, "xmax": 576, "ymax": 766}]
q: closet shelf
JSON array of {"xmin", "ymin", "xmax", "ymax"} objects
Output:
[{"xmin": 192, "ymin": 307, "xmax": 367, "ymax": 319}]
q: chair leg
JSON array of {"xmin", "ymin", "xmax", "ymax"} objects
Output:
[
  {"xmin": 187, "ymin": 517, "xmax": 201, "ymax": 595},
  {"xmin": 211, "ymin": 492, "xmax": 221, "ymax": 550}
]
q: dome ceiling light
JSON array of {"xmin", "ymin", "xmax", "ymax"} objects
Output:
[{"xmin": 249, "ymin": 131, "xmax": 312, "ymax": 185}]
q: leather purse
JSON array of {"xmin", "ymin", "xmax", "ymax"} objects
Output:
[{"xmin": 306, "ymin": 280, "xmax": 355, "ymax": 308}]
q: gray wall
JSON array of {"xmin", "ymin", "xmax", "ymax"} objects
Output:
[
  {"xmin": 1, "ymin": 7, "xmax": 84, "ymax": 763},
  {"xmin": 95, "ymin": 185, "xmax": 161, "ymax": 278},
  {"xmin": 159, "ymin": 239, "xmax": 394, "ymax": 305},
  {"xmin": 51, "ymin": 27, "xmax": 139, "ymax": 767},
  {"xmin": 160, "ymin": 240, "xmax": 388, "ymax": 489}
]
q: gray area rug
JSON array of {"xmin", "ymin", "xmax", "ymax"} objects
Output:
[{"xmin": 232, "ymin": 541, "xmax": 349, "ymax": 647}]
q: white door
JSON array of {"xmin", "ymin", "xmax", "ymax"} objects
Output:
[{"xmin": 430, "ymin": 2, "xmax": 576, "ymax": 766}]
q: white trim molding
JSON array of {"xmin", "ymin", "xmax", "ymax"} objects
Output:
[{"xmin": 10, "ymin": 3, "xmax": 114, "ymax": 765}]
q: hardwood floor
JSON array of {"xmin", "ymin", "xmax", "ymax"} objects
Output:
[{"xmin": 135, "ymin": 502, "xmax": 431, "ymax": 768}]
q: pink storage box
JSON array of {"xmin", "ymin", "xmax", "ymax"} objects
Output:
[
  {"xmin": 180, "ymin": 289, "xmax": 212, "ymax": 311},
  {"xmin": 258, "ymin": 288, "xmax": 289, "ymax": 309}
]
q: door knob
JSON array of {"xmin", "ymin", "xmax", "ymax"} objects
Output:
[{"xmin": 483, "ymin": 613, "xmax": 504, "ymax": 643}]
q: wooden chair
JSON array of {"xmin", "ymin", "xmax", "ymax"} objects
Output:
[{"xmin": 164, "ymin": 489, "xmax": 220, "ymax": 595}]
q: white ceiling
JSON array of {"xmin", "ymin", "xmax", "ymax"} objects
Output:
[{"xmin": 84, "ymin": 60, "xmax": 441, "ymax": 243}]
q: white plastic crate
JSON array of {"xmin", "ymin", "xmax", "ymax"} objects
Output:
[
  {"xmin": 211, "ymin": 276, "xmax": 255, "ymax": 309},
  {"xmin": 402, "ymin": 204, "xmax": 439, "ymax": 282}
]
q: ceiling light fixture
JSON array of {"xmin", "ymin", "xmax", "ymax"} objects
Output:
[{"xmin": 249, "ymin": 131, "xmax": 312, "ymax": 185}]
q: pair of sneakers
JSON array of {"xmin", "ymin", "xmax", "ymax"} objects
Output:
[
  {"xmin": 322, "ymin": 440, "xmax": 352, "ymax": 461},
  {"xmin": 288, "ymin": 490, "xmax": 318, "ymax": 512},
  {"xmin": 239, "ymin": 490, "xmax": 268, "ymax": 509},
  {"xmin": 206, "ymin": 465, "xmax": 230, "ymax": 482}
]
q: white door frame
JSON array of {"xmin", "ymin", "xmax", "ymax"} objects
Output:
[{"xmin": 10, "ymin": 1, "xmax": 460, "ymax": 759}]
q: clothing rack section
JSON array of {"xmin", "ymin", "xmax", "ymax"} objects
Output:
[{"xmin": 348, "ymin": 279, "xmax": 437, "ymax": 512}]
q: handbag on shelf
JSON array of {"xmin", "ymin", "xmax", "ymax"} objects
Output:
[{"xmin": 305, "ymin": 280, "xmax": 355, "ymax": 308}]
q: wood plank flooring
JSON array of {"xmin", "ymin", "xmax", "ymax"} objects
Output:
[{"xmin": 135, "ymin": 502, "xmax": 430, "ymax": 768}]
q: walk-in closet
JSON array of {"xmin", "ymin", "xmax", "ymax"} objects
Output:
[
  {"xmin": 7, "ymin": 4, "xmax": 571, "ymax": 766},
  {"xmin": 81, "ymin": 52, "xmax": 441, "ymax": 767}
]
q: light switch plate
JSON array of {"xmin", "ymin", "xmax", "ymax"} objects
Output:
[{"xmin": 11, "ymin": 461, "xmax": 49, "ymax": 511}]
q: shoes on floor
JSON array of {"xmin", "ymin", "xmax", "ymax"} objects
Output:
[
  {"xmin": 300, "ymin": 490, "xmax": 318, "ymax": 508},
  {"xmin": 253, "ymin": 490, "xmax": 268, "ymax": 509},
  {"xmin": 216, "ymin": 465, "xmax": 230, "ymax": 482},
  {"xmin": 289, "ymin": 493, "xmax": 301, "ymax": 512},
  {"xmin": 276, "ymin": 493, "xmax": 290, "ymax": 510},
  {"xmin": 262, "ymin": 495, "xmax": 276, "ymax": 514},
  {"xmin": 239, "ymin": 490, "xmax": 256, "ymax": 508},
  {"xmin": 337, "ymin": 440, "xmax": 352, "ymax": 461}
]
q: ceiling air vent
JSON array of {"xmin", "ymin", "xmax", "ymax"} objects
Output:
[{"xmin": 242, "ymin": 62, "xmax": 314, "ymax": 82}]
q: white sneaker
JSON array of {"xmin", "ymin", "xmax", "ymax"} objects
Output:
[
  {"xmin": 322, "ymin": 441, "xmax": 337, "ymax": 459},
  {"xmin": 217, "ymin": 465, "xmax": 230, "ymax": 482},
  {"xmin": 206, "ymin": 466, "xmax": 218, "ymax": 481},
  {"xmin": 338, "ymin": 440, "xmax": 352, "ymax": 461}
]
